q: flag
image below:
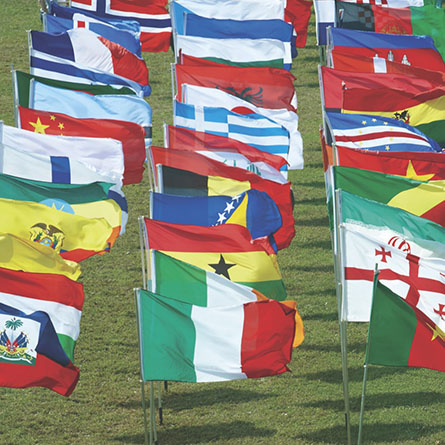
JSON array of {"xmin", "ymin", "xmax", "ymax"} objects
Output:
[
  {"xmin": 1, "ymin": 124, "xmax": 126, "ymax": 185},
  {"xmin": 0, "ymin": 233, "xmax": 81, "ymax": 281},
  {"xmin": 166, "ymin": 125, "xmax": 288, "ymax": 177},
  {"xmin": 326, "ymin": 111, "xmax": 441, "ymax": 152},
  {"xmin": 29, "ymin": 28, "xmax": 150, "ymax": 96},
  {"xmin": 42, "ymin": 12, "xmax": 142, "ymax": 57},
  {"xmin": 0, "ymin": 302, "xmax": 79, "ymax": 396},
  {"xmin": 25, "ymin": 81, "xmax": 152, "ymax": 139},
  {"xmin": 333, "ymin": 166, "xmax": 445, "ymax": 226},
  {"xmin": 173, "ymin": 100, "xmax": 291, "ymax": 173},
  {"xmin": 176, "ymin": 35, "xmax": 287, "ymax": 69},
  {"xmin": 285, "ymin": 0, "xmax": 313, "ymax": 48},
  {"xmin": 149, "ymin": 146, "xmax": 295, "ymax": 251},
  {"xmin": 335, "ymin": 3, "xmax": 445, "ymax": 61},
  {"xmin": 327, "ymin": 27, "xmax": 445, "ymax": 72},
  {"xmin": 171, "ymin": 0, "xmax": 285, "ymax": 36},
  {"xmin": 174, "ymin": 62, "xmax": 297, "ymax": 112},
  {"xmin": 18, "ymin": 106, "xmax": 146, "ymax": 185},
  {"xmin": 68, "ymin": 0, "xmax": 172, "ymax": 52},
  {"xmin": 136, "ymin": 288, "xmax": 297, "ymax": 382},
  {"xmin": 180, "ymin": 14, "xmax": 293, "ymax": 67},
  {"xmin": 367, "ymin": 280, "xmax": 445, "ymax": 372},
  {"xmin": 181, "ymin": 84, "xmax": 304, "ymax": 170},
  {"xmin": 150, "ymin": 189, "xmax": 282, "ymax": 242},
  {"xmin": 319, "ymin": 65, "xmax": 441, "ymax": 112},
  {"xmin": 0, "ymin": 141, "xmax": 121, "ymax": 186},
  {"xmin": 0, "ymin": 268, "xmax": 83, "ymax": 362},
  {"xmin": 342, "ymin": 86, "xmax": 445, "ymax": 146},
  {"xmin": 0, "ymin": 172, "xmax": 125, "ymax": 236},
  {"xmin": 143, "ymin": 218, "xmax": 287, "ymax": 301},
  {"xmin": 0, "ymin": 197, "xmax": 115, "ymax": 262},
  {"xmin": 339, "ymin": 190, "xmax": 445, "ymax": 321}
]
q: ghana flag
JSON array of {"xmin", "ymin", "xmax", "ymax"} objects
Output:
[
  {"xmin": 143, "ymin": 218, "xmax": 287, "ymax": 301},
  {"xmin": 342, "ymin": 86, "xmax": 445, "ymax": 146},
  {"xmin": 367, "ymin": 280, "xmax": 445, "ymax": 372}
]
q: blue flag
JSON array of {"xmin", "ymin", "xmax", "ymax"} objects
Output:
[{"xmin": 150, "ymin": 190, "xmax": 282, "ymax": 242}]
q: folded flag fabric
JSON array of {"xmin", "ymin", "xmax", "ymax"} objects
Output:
[
  {"xmin": 0, "ymin": 302, "xmax": 79, "ymax": 396},
  {"xmin": 0, "ymin": 172, "xmax": 125, "ymax": 236},
  {"xmin": 136, "ymin": 288, "xmax": 296, "ymax": 382},
  {"xmin": 327, "ymin": 27, "xmax": 445, "ymax": 72},
  {"xmin": 143, "ymin": 218, "xmax": 287, "ymax": 301},
  {"xmin": 29, "ymin": 28, "xmax": 150, "ymax": 96},
  {"xmin": 173, "ymin": 100, "xmax": 291, "ymax": 173},
  {"xmin": 326, "ymin": 111, "xmax": 441, "ymax": 152},
  {"xmin": 0, "ymin": 233, "xmax": 81, "ymax": 281},
  {"xmin": 176, "ymin": 34, "xmax": 287, "ymax": 70},
  {"xmin": 68, "ymin": 0, "xmax": 172, "ymax": 52},
  {"xmin": 335, "ymin": 3, "xmax": 445, "ymax": 62},
  {"xmin": 285, "ymin": 0, "xmax": 312, "ymax": 48},
  {"xmin": 0, "ymin": 197, "xmax": 115, "ymax": 262},
  {"xmin": 18, "ymin": 106, "xmax": 146, "ymax": 185},
  {"xmin": 0, "ymin": 141, "xmax": 121, "ymax": 186},
  {"xmin": 150, "ymin": 189, "xmax": 282, "ymax": 242},
  {"xmin": 166, "ymin": 125, "xmax": 288, "ymax": 181},
  {"xmin": 149, "ymin": 146, "xmax": 295, "ymax": 251},
  {"xmin": 181, "ymin": 84, "xmax": 304, "ymax": 170},
  {"xmin": 367, "ymin": 280, "xmax": 445, "ymax": 372},
  {"xmin": 333, "ymin": 166, "xmax": 445, "ymax": 227},
  {"xmin": 0, "ymin": 268, "xmax": 84, "ymax": 362},
  {"xmin": 342, "ymin": 86, "xmax": 445, "ymax": 146},
  {"xmin": 174, "ymin": 63, "xmax": 297, "ymax": 112},
  {"xmin": 1, "ymin": 124, "xmax": 126, "ymax": 185},
  {"xmin": 338, "ymin": 190, "xmax": 445, "ymax": 321},
  {"xmin": 42, "ymin": 12, "xmax": 142, "ymax": 57}
]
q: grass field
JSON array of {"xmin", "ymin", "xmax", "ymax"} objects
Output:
[{"xmin": 0, "ymin": 2, "xmax": 444, "ymax": 444}]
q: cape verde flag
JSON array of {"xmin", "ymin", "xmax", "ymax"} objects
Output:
[
  {"xmin": 29, "ymin": 28, "xmax": 150, "ymax": 96},
  {"xmin": 326, "ymin": 112, "xmax": 442, "ymax": 152},
  {"xmin": 173, "ymin": 101, "xmax": 290, "ymax": 174},
  {"xmin": 68, "ymin": 0, "xmax": 172, "ymax": 52},
  {"xmin": 42, "ymin": 12, "xmax": 142, "ymax": 57}
]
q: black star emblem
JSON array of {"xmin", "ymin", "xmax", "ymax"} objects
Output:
[{"xmin": 209, "ymin": 254, "xmax": 236, "ymax": 280}]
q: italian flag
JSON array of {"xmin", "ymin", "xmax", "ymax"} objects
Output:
[
  {"xmin": 136, "ymin": 289, "xmax": 297, "ymax": 382},
  {"xmin": 367, "ymin": 281, "xmax": 445, "ymax": 372}
]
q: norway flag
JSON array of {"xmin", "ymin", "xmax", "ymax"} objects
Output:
[
  {"xmin": 69, "ymin": 0, "xmax": 171, "ymax": 52},
  {"xmin": 29, "ymin": 28, "xmax": 150, "ymax": 96}
]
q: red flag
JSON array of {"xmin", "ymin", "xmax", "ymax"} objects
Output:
[
  {"xmin": 285, "ymin": 0, "xmax": 312, "ymax": 48},
  {"xmin": 18, "ymin": 106, "xmax": 146, "ymax": 185}
]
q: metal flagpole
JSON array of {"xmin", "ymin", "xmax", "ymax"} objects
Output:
[{"xmin": 334, "ymin": 189, "xmax": 352, "ymax": 445}]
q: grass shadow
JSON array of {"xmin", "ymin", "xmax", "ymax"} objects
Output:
[{"xmin": 294, "ymin": 216, "xmax": 329, "ymax": 227}]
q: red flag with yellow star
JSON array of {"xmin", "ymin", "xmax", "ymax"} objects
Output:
[{"xmin": 18, "ymin": 106, "xmax": 146, "ymax": 185}]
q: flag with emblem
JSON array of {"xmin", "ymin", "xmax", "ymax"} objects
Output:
[
  {"xmin": 367, "ymin": 280, "xmax": 445, "ymax": 372},
  {"xmin": 143, "ymin": 218, "xmax": 287, "ymax": 301},
  {"xmin": 0, "ymin": 233, "xmax": 81, "ymax": 281},
  {"xmin": 338, "ymin": 190, "xmax": 445, "ymax": 321},
  {"xmin": 333, "ymin": 166, "xmax": 445, "ymax": 227},
  {"xmin": 150, "ymin": 190, "xmax": 282, "ymax": 242},
  {"xmin": 0, "ymin": 302, "xmax": 79, "ymax": 396},
  {"xmin": 136, "ymin": 288, "xmax": 297, "ymax": 382},
  {"xmin": 67, "ymin": 0, "xmax": 171, "ymax": 52},
  {"xmin": 29, "ymin": 28, "xmax": 150, "ymax": 96},
  {"xmin": 342, "ymin": 86, "xmax": 445, "ymax": 146},
  {"xmin": 148, "ymin": 146, "xmax": 295, "ymax": 250},
  {"xmin": 18, "ymin": 107, "xmax": 146, "ymax": 185},
  {"xmin": 327, "ymin": 27, "xmax": 445, "ymax": 72},
  {"xmin": 174, "ymin": 63, "xmax": 297, "ymax": 112},
  {"xmin": 0, "ymin": 268, "xmax": 84, "ymax": 362},
  {"xmin": 326, "ymin": 112, "xmax": 441, "ymax": 152}
]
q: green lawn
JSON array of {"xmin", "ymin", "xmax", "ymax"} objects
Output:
[{"xmin": 0, "ymin": 2, "xmax": 443, "ymax": 444}]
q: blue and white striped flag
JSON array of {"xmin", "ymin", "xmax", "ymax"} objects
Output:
[{"xmin": 173, "ymin": 100, "xmax": 290, "ymax": 174}]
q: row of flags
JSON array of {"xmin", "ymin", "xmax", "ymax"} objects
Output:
[
  {"xmin": 137, "ymin": 0, "xmax": 314, "ymax": 387},
  {"xmin": 316, "ymin": 1, "xmax": 445, "ymax": 441},
  {"xmin": 0, "ymin": 0, "xmax": 159, "ymax": 396}
]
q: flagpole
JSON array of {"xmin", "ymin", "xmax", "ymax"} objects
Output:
[
  {"xmin": 334, "ymin": 189, "xmax": 352, "ymax": 445},
  {"xmin": 358, "ymin": 269, "xmax": 379, "ymax": 445},
  {"xmin": 10, "ymin": 66, "xmax": 19, "ymax": 128},
  {"xmin": 138, "ymin": 216, "xmax": 148, "ymax": 290}
]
